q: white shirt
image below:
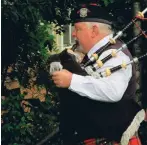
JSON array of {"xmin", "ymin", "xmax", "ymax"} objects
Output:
[{"xmin": 69, "ymin": 34, "xmax": 132, "ymax": 102}]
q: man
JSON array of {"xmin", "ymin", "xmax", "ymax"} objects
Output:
[{"xmin": 52, "ymin": 3, "xmax": 143, "ymax": 145}]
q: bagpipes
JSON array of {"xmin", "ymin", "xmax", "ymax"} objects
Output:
[{"xmin": 49, "ymin": 7, "xmax": 147, "ymax": 78}]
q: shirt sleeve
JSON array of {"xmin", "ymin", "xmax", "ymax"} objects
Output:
[{"xmin": 68, "ymin": 49, "xmax": 132, "ymax": 102}]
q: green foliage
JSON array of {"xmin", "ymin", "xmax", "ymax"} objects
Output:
[
  {"xmin": 103, "ymin": 0, "xmax": 114, "ymax": 6},
  {"xmin": 2, "ymin": 0, "xmax": 73, "ymax": 68},
  {"xmin": 2, "ymin": 91, "xmax": 59, "ymax": 145},
  {"xmin": 2, "ymin": 0, "xmax": 62, "ymax": 144}
]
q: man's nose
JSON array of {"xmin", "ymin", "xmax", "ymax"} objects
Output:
[{"xmin": 72, "ymin": 30, "xmax": 76, "ymax": 38}]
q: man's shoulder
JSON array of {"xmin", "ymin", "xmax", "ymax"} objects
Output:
[{"xmin": 99, "ymin": 39, "xmax": 133, "ymax": 59}]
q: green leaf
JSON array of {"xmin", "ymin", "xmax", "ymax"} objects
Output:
[
  {"xmin": 13, "ymin": 143, "xmax": 18, "ymax": 145},
  {"xmin": 48, "ymin": 35, "xmax": 55, "ymax": 40},
  {"xmin": 21, "ymin": 116, "xmax": 25, "ymax": 122},
  {"xmin": 25, "ymin": 137, "xmax": 31, "ymax": 144},
  {"xmin": 103, "ymin": 0, "xmax": 109, "ymax": 6},
  {"xmin": 14, "ymin": 102, "xmax": 20, "ymax": 109},
  {"xmin": 8, "ymin": 126, "xmax": 13, "ymax": 131},
  {"xmin": 20, "ymin": 129, "xmax": 26, "ymax": 135}
]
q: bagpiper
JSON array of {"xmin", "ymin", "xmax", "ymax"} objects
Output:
[{"xmin": 50, "ymin": 3, "xmax": 147, "ymax": 145}]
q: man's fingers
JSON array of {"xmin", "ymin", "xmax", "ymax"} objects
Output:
[
  {"xmin": 52, "ymin": 78, "xmax": 61, "ymax": 87},
  {"xmin": 53, "ymin": 80, "xmax": 60, "ymax": 84},
  {"xmin": 52, "ymin": 78, "xmax": 60, "ymax": 84},
  {"xmin": 52, "ymin": 71, "xmax": 61, "ymax": 76},
  {"xmin": 52, "ymin": 76, "xmax": 60, "ymax": 81},
  {"xmin": 53, "ymin": 80, "xmax": 63, "ymax": 88},
  {"xmin": 52, "ymin": 69, "xmax": 68, "ymax": 76},
  {"xmin": 62, "ymin": 69, "xmax": 68, "ymax": 72}
]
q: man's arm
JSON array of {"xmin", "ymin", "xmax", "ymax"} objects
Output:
[{"xmin": 69, "ymin": 49, "xmax": 132, "ymax": 102}]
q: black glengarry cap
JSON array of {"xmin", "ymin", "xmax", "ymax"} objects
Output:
[{"xmin": 71, "ymin": 3, "xmax": 113, "ymax": 25}]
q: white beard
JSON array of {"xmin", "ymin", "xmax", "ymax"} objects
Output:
[{"xmin": 74, "ymin": 39, "xmax": 85, "ymax": 53}]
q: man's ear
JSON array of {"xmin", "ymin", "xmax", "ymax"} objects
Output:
[{"xmin": 91, "ymin": 25, "xmax": 99, "ymax": 38}]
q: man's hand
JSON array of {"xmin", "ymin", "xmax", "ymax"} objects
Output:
[{"xmin": 52, "ymin": 69, "xmax": 73, "ymax": 88}]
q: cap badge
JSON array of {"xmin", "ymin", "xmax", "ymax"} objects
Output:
[{"xmin": 80, "ymin": 8, "xmax": 88, "ymax": 18}]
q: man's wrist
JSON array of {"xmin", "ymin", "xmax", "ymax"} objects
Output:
[
  {"xmin": 68, "ymin": 74, "xmax": 84, "ymax": 90},
  {"xmin": 68, "ymin": 73, "xmax": 75, "ymax": 89}
]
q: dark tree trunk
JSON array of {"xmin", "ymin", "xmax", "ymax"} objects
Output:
[{"xmin": 132, "ymin": 1, "xmax": 142, "ymax": 103}]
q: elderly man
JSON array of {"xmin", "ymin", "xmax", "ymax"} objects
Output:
[{"xmin": 52, "ymin": 4, "xmax": 143, "ymax": 145}]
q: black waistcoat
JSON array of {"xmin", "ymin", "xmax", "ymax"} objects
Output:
[{"xmin": 57, "ymin": 41, "xmax": 141, "ymax": 144}]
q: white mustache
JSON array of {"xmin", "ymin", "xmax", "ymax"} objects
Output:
[{"xmin": 74, "ymin": 39, "xmax": 83, "ymax": 52}]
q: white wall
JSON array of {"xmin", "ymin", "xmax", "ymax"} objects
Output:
[{"xmin": 53, "ymin": 24, "xmax": 75, "ymax": 50}]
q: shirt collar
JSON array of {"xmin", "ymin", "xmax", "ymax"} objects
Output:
[{"xmin": 87, "ymin": 34, "xmax": 113, "ymax": 58}]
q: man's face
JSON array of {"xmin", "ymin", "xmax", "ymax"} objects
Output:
[{"xmin": 72, "ymin": 22, "xmax": 93, "ymax": 53}]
